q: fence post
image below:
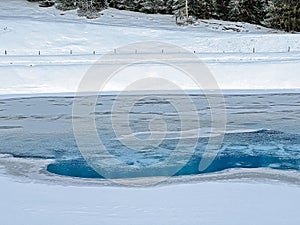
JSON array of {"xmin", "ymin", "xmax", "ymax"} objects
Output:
[
  {"xmin": 253, "ymin": 48, "xmax": 256, "ymax": 53},
  {"xmin": 114, "ymin": 49, "xmax": 117, "ymax": 54},
  {"xmin": 288, "ymin": 46, "xmax": 291, "ymax": 52},
  {"xmin": 162, "ymin": 49, "xmax": 164, "ymax": 54},
  {"xmin": 38, "ymin": 51, "xmax": 40, "ymax": 55},
  {"xmin": 135, "ymin": 49, "xmax": 137, "ymax": 54},
  {"xmin": 70, "ymin": 50, "xmax": 72, "ymax": 55},
  {"xmin": 93, "ymin": 51, "xmax": 96, "ymax": 55},
  {"xmin": 4, "ymin": 50, "xmax": 7, "ymax": 55}
]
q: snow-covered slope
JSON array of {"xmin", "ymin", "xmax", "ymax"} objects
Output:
[
  {"xmin": 0, "ymin": 0, "xmax": 298, "ymax": 54},
  {"xmin": 1, "ymin": 0, "xmax": 300, "ymax": 93}
]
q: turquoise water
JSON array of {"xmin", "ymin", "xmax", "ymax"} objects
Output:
[
  {"xmin": 0, "ymin": 92, "xmax": 299, "ymax": 179},
  {"xmin": 46, "ymin": 129, "xmax": 300, "ymax": 178}
]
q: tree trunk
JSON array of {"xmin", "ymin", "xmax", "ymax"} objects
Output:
[{"xmin": 185, "ymin": 0, "xmax": 189, "ymax": 23}]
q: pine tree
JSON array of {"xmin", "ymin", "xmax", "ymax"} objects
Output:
[
  {"xmin": 215, "ymin": 0, "xmax": 230, "ymax": 19},
  {"xmin": 189, "ymin": 0, "xmax": 214, "ymax": 19},
  {"xmin": 140, "ymin": 0, "xmax": 165, "ymax": 13},
  {"xmin": 172, "ymin": 0, "xmax": 187, "ymax": 23},
  {"xmin": 165, "ymin": 0, "xmax": 177, "ymax": 14},
  {"xmin": 266, "ymin": 0, "xmax": 300, "ymax": 32},
  {"xmin": 228, "ymin": 0, "xmax": 242, "ymax": 21},
  {"xmin": 107, "ymin": 0, "xmax": 134, "ymax": 10},
  {"xmin": 228, "ymin": 0, "xmax": 268, "ymax": 24},
  {"xmin": 55, "ymin": 0, "xmax": 77, "ymax": 11}
]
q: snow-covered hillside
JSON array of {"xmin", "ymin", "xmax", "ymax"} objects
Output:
[
  {"xmin": 0, "ymin": 0, "xmax": 298, "ymax": 54},
  {"xmin": 1, "ymin": 0, "xmax": 300, "ymax": 94}
]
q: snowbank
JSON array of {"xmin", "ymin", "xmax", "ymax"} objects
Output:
[
  {"xmin": 0, "ymin": 153, "xmax": 299, "ymax": 225},
  {"xmin": 0, "ymin": 173, "xmax": 300, "ymax": 225}
]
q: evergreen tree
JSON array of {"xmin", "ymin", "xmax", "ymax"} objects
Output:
[
  {"xmin": 215, "ymin": 0, "xmax": 230, "ymax": 19},
  {"xmin": 228, "ymin": 0, "xmax": 268, "ymax": 24},
  {"xmin": 107, "ymin": 0, "xmax": 135, "ymax": 10},
  {"xmin": 266, "ymin": 0, "xmax": 300, "ymax": 32},
  {"xmin": 228, "ymin": 0, "xmax": 242, "ymax": 21},
  {"xmin": 165, "ymin": 0, "xmax": 177, "ymax": 14},
  {"xmin": 172, "ymin": 0, "xmax": 187, "ymax": 23},
  {"xmin": 55, "ymin": 0, "xmax": 77, "ymax": 11},
  {"xmin": 189, "ymin": 0, "xmax": 214, "ymax": 19},
  {"xmin": 140, "ymin": 0, "xmax": 165, "ymax": 13}
]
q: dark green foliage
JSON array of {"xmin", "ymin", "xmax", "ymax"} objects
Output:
[
  {"xmin": 266, "ymin": 0, "xmax": 300, "ymax": 32},
  {"xmin": 172, "ymin": 0, "xmax": 215, "ymax": 22},
  {"xmin": 228, "ymin": 0, "xmax": 268, "ymax": 24},
  {"xmin": 215, "ymin": 0, "xmax": 230, "ymax": 19},
  {"xmin": 164, "ymin": 0, "xmax": 177, "ymax": 14},
  {"xmin": 108, "ymin": 0, "xmax": 136, "ymax": 10},
  {"xmin": 39, "ymin": 1, "xmax": 55, "ymax": 7},
  {"xmin": 172, "ymin": 0, "xmax": 186, "ymax": 22},
  {"xmin": 108, "ymin": 0, "xmax": 171, "ymax": 14},
  {"xmin": 55, "ymin": 0, "xmax": 77, "ymax": 11},
  {"xmin": 141, "ymin": 0, "xmax": 165, "ymax": 14},
  {"xmin": 76, "ymin": 0, "xmax": 107, "ymax": 11},
  {"xmin": 189, "ymin": 0, "xmax": 215, "ymax": 19}
]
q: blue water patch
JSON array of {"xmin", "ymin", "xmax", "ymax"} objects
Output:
[
  {"xmin": 47, "ymin": 158, "xmax": 102, "ymax": 178},
  {"xmin": 47, "ymin": 129, "xmax": 300, "ymax": 179},
  {"xmin": 0, "ymin": 94, "xmax": 300, "ymax": 179}
]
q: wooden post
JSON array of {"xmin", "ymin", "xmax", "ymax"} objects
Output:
[
  {"xmin": 93, "ymin": 51, "xmax": 96, "ymax": 55},
  {"xmin": 38, "ymin": 51, "xmax": 40, "ymax": 55},
  {"xmin": 288, "ymin": 46, "xmax": 291, "ymax": 52},
  {"xmin": 253, "ymin": 48, "xmax": 255, "ymax": 53},
  {"xmin": 4, "ymin": 50, "xmax": 7, "ymax": 55},
  {"xmin": 70, "ymin": 50, "xmax": 72, "ymax": 55}
]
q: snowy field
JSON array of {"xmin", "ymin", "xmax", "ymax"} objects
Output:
[
  {"xmin": 1, "ymin": 0, "xmax": 300, "ymax": 93},
  {"xmin": 1, "ymin": 1, "xmax": 300, "ymax": 225}
]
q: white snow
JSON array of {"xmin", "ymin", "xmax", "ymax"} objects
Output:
[
  {"xmin": 1, "ymin": 172, "xmax": 300, "ymax": 225},
  {"xmin": 1, "ymin": 153, "xmax": 300, "ymax": 225},
  {"xmin": 1, "ymin": 0, "xmax": 300, "ymax": 93}
]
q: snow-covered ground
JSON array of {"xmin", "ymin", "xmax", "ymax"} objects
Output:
[
  {"xmin": 1, "ymin": 154, "xmax": 300, "ymax": 225},
  {"xmin": 1, "ymin": 1, "xmax": 300, "ymax": 225},
  {"xmin": 1, "ymin": 174, "xmax": 300, "ymax": 225},
  {"xmin": 1, "ymin": 0, "xmax": 300, "ymax": 94}
]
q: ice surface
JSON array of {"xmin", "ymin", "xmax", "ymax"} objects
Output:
[{"xmin": 1, "ymin": 0, "xmax": 300, "ymax": 94}]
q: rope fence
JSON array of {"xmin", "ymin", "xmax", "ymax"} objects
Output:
[{"xmin": 1, "ymin": 46, "xmax": 298, "ymax": 57}]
